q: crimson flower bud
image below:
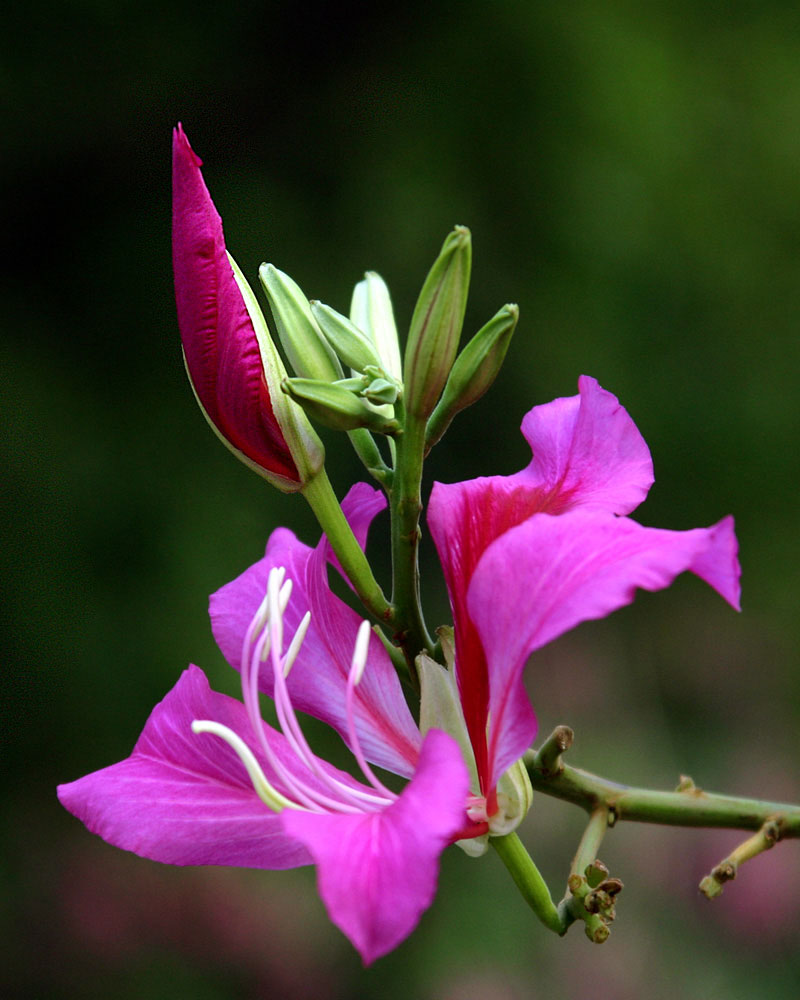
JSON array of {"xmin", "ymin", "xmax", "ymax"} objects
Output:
[{"xmin": 172, "ymin": 124, "xmax": 323, "ymax": 492}]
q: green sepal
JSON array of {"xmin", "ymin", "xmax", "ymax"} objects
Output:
[
  {"xmin": 223, "ymin": 254, "xmax": 325, "ymax": 490},
  {"xmin": 425, "ymin": 303, "xmax": 519, "ymax": 453},
  {"xmin": 259, "ymin": 264, "xmax": 343, "ymax": 382},
  {"xmin": 283, "ymin": 377, "xmax": 401, "ymax": 435},
  {"xmin": 362, "ymin": 377, "xmax": 399, "ymax": 406},
  {"xmin": 333, "ymin": 376, "xmax": 369, "ymax": 393},
  {"xmin": 403, "ymin": 226, "xmax": 472, "ymax": 420},
  {"xmin": 311, "ymin": 300, "xmax": 383, "ymax": 373},
  {"xmin": 350, "ymin": 271, "xmax": 402, "ymax": 380}
]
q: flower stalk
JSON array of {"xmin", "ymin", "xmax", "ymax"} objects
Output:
[
  {"xmin": 699, "ymin": 818, "xmax": 785, "ymax": 898},
  {"xmin": 524, "ymin": 735, "xmax": 800, "ymax": 834},
  {"xmin": 389, "ymin": 398, "xmax": 435, "ymax": 671},
  {"xmin": 490, "ymin": 832, "xmax": 565, "ymax": 935},
  {"xmin": 301, "ymin": 468, "xmax": 392, "ymax": 625}
]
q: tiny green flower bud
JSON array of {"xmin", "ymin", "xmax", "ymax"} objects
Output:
[
  {"xmin": 259, "ymin": 263, "xmax": 342, "ymax": 382},
  {"xmin": 310, "ymin": 300, "xmax": 383, "ymax": 373},
  {"xmin": 362, "ymin": 377, "xmax": 399, "ymax": 407},
  {"xmin": 584, "ymin": 860, "xmax": 610, "ymax": 888},
  {"xmin": 403, "ymin": 226, "xmax": 472, "ymax": 420},
  {"xmin": 350, "ymin": 271, "xmax": 402, "ymax": 381},
  {"xmin": 282, "ymin": 377, "xmax": 401, "ymax": 435},
  {"xmin": 333, "ymin": 376, "xmax": 369, "ymax": 393},
  {"xmin": 489, "ymin": 758, "xmax": 534, "ymax": 837},
  {"xmin": 425, "ymin": 303, "xmax": 519, "ymax": 453}
]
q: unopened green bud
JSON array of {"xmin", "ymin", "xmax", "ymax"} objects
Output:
[
  {"xmin": 362, "ymin": 377, "xmax": 399, "ymax": 406},
  {"xmin": 310, "ymin": 300, "xmax": 382, "ymax": 373},
  {"xmin": 283, "ymin": 377, "xmax": 401, "ymax": 435},
  {"xmin": 584, "ymin": 860, "xmax": 610, "ymax": 888},
  {"xmin": 350, "ymin": 271, "xmax": 402, "ymax": 380},
  {"xmin": 403, "ymin": 226, "xmax": 472, "ymax": 420},
  {"xmin": 333, "ymin": 376, "xmax": 368, "ymax": 393},
  {"xmin": 426, "ymin": 303, "xmax": 518, "ymax": 453},
  {"xmin": 489, "ymin": 758, "xmax": 534, "ymax": 837},
  {"xmin": 259, "ymin": 264, "xmax": 342, "ymax": 382}
]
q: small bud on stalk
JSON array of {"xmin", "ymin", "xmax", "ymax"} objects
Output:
[
  {"xmin": 311, "ymin": 300, "xmax": 383, "ymax": 373},
  {"xmin": 403, "ymin": 226, "xmax": 472, "ymax": 420},
  {"xmin": 350, "ymin": 271, "xmax": 402, "ymax": 381},
  {"xmin": 426, "ymin": 303, "xmax": 519, "ymax": 452},
  {"xmin": 283, "ymin": 377, "xmax": 401, "ymax": 435},
  {"xmin": 259, "ymin": 264, "xmax": 343, "ymax": 382}
]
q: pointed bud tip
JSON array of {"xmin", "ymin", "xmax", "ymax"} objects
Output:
[
  {"xmin": 443, "ymin": 225, "xmax": 471, "ymax": 251},
  {"xmin": 172, "ymin": 122, "xmax": 202, "ymax": 167}
]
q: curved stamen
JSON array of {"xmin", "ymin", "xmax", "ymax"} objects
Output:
[
  {"xmin": 244, "ymin": 600, "xmax": 353, "ymax": 812},
  {"xmin": 191, "ymin": 720, "xmax": 300, "ymax": 812},
  {"xmin": 344, "ymin": 621, "xmax": 398, "ymax": 800},
  {"xmin": 284, "ymin": 610, "xmax": 311, "ymax": 676},
  {"xmin": 196, "ymin": 566, "xmax": 396, "ymax": 816},
  {"xmin": 265, "ymin": 577, "xmax": 392, "ymax": 810}
]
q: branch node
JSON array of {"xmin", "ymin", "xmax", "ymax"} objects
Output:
[
  {"xmin": 534, "ymin": 725, "xmax": 574, "ymax": 777},
  {"xmin": 675, "ymin": 774, "xmax": 704, "ymax": 795},
  {"xmin": 584, "ymin": 916, "xmax": 610, "ymax": 944},
  {"xmin": 584, "ymin": 860, "xmax": 609, "ymax": 888},
  {"xmin": 597, "ymin": 877, "xmax": 624, "ymax": 898},
  {"xmin": 699, "ymin": 817, "xmax": 788, "ymax": 899},
  {"xmin": 567, "ymin": 873, "xmax": 584, "ymax": 895}
]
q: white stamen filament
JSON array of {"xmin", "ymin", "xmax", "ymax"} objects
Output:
[
  {"xmin": 245, "ymin": 602, "xmax": 345, "ymax": 812},
  {"xmin": 265, "ymin": 592, "xmax": 390, "ymax": 811},
  {"xmin": 344, "ymin": 621, "xmax": 397, "ymax": 799},
  {"xmin": 283, "ymin": 610, "xmax": 311, "ymax": 677},
  {"xmin": 195, "ymin": 565, "xmax": 396, "ymax": 816},
  {"xmin": 191, "ymin": 720, "xmax": 297, "ymax": 812},
  {"xmin": 351, "ymin": 620, "xmax": 371, "ymax": 686}
]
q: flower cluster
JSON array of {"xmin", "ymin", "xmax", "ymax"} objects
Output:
[{"xmin": 58, "ymin": 127, "xmax": 741, "ymax": 964}]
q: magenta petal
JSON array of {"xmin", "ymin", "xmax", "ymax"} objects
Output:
[
  {"xmin": 427, "ymin": 378, "xmax": 653, "ymax": 790},
  {"xmin": 172, "ymin": 125, "xmax": 299, "ymax": 483},
  {"xmin": 281, "ymin": 729, "xmax": 469, "ymax": 964},
  {"xmin": 514, "ymin": 375, "xmax": 654, "ymax": 515},
  {"xmin": 468, "ymin": 510, "xmax": 741, "ymax": 788},
  {"xmin": 58, "ymin": 666, "xmax": 312, "ymax": 870},
  {"xmin": 319, "ymin": 481, "xmax": 387, "ymax": 583},
  {"xmin": 210, "ymin": 486, "xmax": 421, "ymax": 777}
]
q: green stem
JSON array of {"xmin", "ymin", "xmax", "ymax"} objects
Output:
[
  {"xmin": 699, "ymin": 818, "xmax": 785, "ymax": 898},
  {"xmin": 347, "ymin": 428, "xmax": 393, "ymax": 492},
  {"xmin": 389, "ymin": 399, "xmax": 435, "ymax": 670},
  {"xmin": 558, "ymin": 807, "xmax": 613, "ymax": 941},
  {"xmin": 524, "ymin": 742, "xmax": 800, "ymax": 835},
  {"xmin": 570, "ymin": 807, "xmax": 609, "ymax": 876},
  {"xmin": 491, "ymin": 832, "xmax": 565, "ymax": 935},
  {"xmin": 301, "ymin": 468, "xmax": 392, "ymax": 624}
]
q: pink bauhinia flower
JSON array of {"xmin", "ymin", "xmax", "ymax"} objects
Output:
[
  {"xmin": 58, "ymin": 377, "xmax": 741, "ymax": 962},
  {"xmin": 427, "ymin": 374, "xmax": 741, "ymax": 815},
  {"xmin": 57, "ymin": 486, "xmax": 472, "ymax": 965},
  {"xmin": 172, "ymin": 124, "xmax": 323, "ymax": 491}
]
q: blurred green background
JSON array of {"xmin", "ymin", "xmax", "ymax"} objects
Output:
[{"xmin": 3, "ymin": 1, "xmax": 799, "ymax": 997}]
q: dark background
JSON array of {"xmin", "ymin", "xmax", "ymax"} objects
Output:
[{"xmin": 3, "ymin": 2, "xmax": 799, "ymax": 997}]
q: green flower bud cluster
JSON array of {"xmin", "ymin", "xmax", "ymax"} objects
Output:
[{"xmin": 257, "ymin": 228, "xmax": 518, "ymax": 462}]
